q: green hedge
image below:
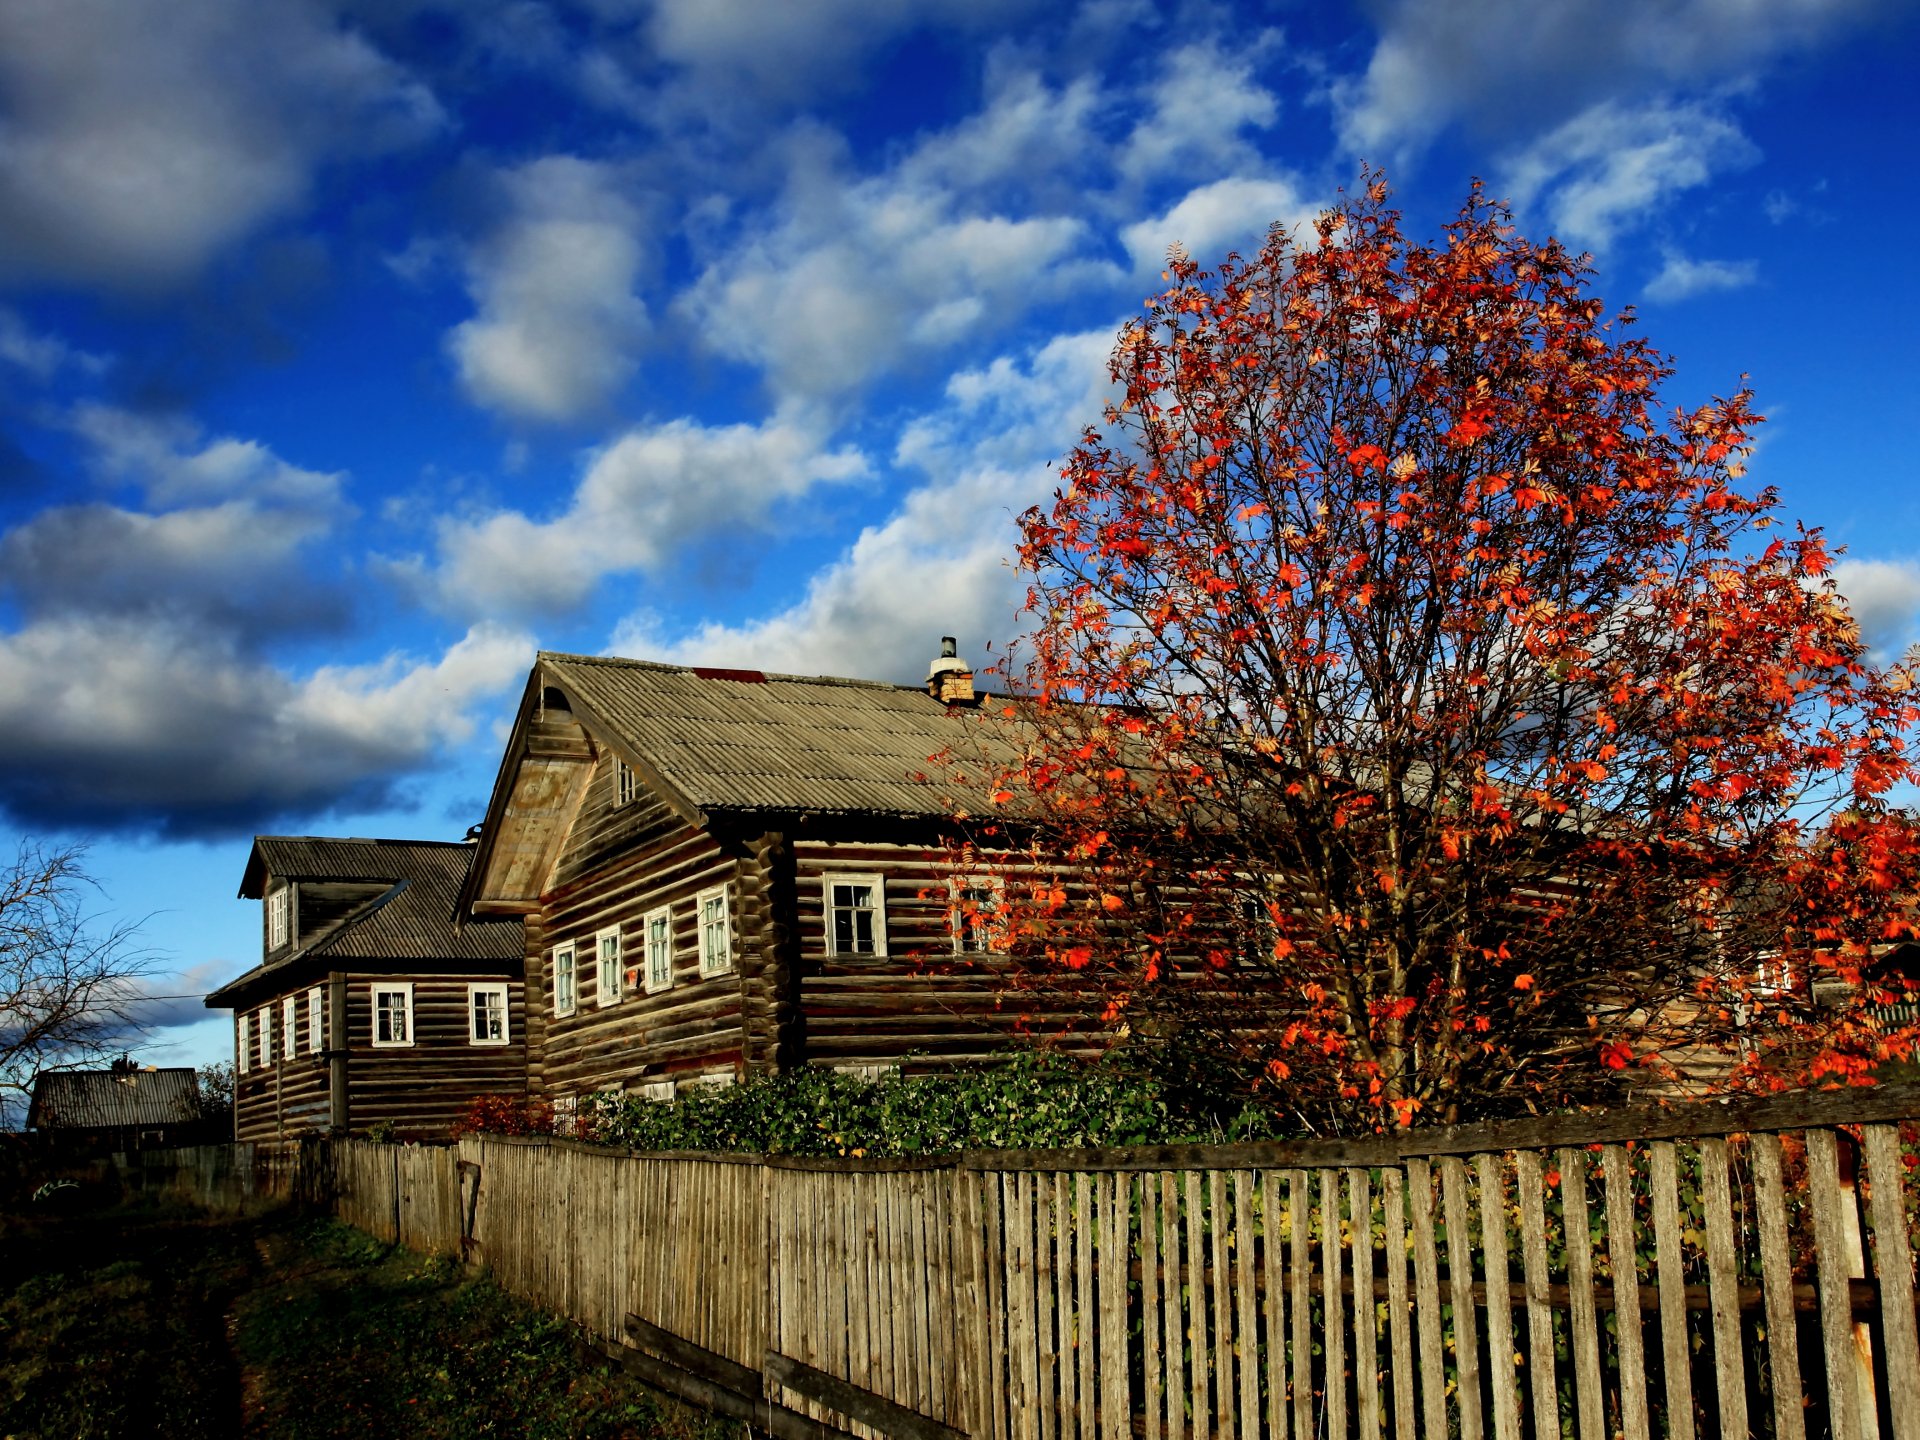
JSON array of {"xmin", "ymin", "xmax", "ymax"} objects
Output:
[{"xmin": 586, "ymin": 1051, "xmax": 1288, "ymax": 1158}]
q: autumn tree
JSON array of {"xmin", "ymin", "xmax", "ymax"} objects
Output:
[
  {"xmin": 976, "ymin": 178, "xmax": 1920, "ymax": 1130},
  {"xmin": 0, "ymin": 841, "xmax": 155, "ymax": 1121}
]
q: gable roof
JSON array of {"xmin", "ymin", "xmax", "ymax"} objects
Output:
[
  {"xmin": 209, "ymin": 837, "xmax": 521, "ymax": 1010},
  {"xmin": 28, "ymin": 1068, "xmax": 200, "ymax": 1131},
  {"xmin": 540, "ymin": 652, "xmax": 1013, "ymax": 819},
  {"xmin": 459, "ymin": 651, "xmax": 1019, "ymax": 917}
]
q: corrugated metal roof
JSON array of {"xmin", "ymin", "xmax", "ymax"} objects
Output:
[
  {"xmin": 241, "ymin": 837, "xmax": 521, "ymax": 962},
  {"xmin": 28, "ymin": 1068, "xmax": 201, "ymax": 1130},
  {"xmin": 541, "ymin": 653, "xmax": 1024, "ymax": 819}
]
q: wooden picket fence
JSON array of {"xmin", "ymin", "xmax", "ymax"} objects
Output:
[{"xmin": 143, "ymin": 1086, "xmax": 1920, "ymax": 1440}]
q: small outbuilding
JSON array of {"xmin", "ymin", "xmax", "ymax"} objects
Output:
[{"xmin": 26, "ymin": 1064, "xmax": 205, "ymax": 1153}]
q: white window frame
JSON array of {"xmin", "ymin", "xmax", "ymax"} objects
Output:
[
  {"xmin": 553, "ymin": 941, "xmax": 577, "ymax": 1018},
  {"xmin": 950, "ymin": 873, "xmax": 1010, "ymax": 955},
  {"xmin": 307, "ymin": 987, "xmax": 324, "ymax": 1055},
  {"xmin": 281, "ymin": 995, "xmax": 297, "ymax": 1059},
  {"xmin": 237, "ymin": 1013, "xmax": 250, "ymax": 1074},
  {"xmin": 644, "ymin": 904, "xmax": 675, "ymax": 994},
  {"xmin": 824, "ymin": 873, "xmax": 888, "ymax": 958},
  {"xmin": 468, "ymin": 982, "xmax": 510, "ymax": 1046},
  {"xmin": 552, "ymin": 1093, "xmax": 578, "ymax": 1138},
  {"xmin": 268, "ymin": 886, "xmax": 290, "ymax": 950},
  {"xmin": 256, "ymin": 1007, "xmax": 272, "ymax": 1069},
  {"xmin": 698, "ymin": 885, "xmax": 734, "ymax": 977},
  {"xmin": 371, "ymin": 982, "xmax": 415, "ymax": 1048},
  {"xmin": 615, "ymin": 757, "xmax": 639, "ymax": 807},
  {"xmin": 596, "ymin": 925, "xmax": 624, "ymax": 1007}
]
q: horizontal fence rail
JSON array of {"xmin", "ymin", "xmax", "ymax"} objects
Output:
[{"xmin": 140, "ymin": 1085, "xmax": 1920, "ymax": 1440}]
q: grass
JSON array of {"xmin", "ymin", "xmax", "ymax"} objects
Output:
[{"xmin": 0, "ymin": 1189, "xmax": 736, "ymax": 1440}]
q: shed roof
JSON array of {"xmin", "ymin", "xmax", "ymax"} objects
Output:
[
  {"xmin": 538, "ymin": 652, "xmax": 1018, "ymax": 820},
  {"xmin": 27, "ymin": 1068, "xmax": 201, "ymax": 1130}
]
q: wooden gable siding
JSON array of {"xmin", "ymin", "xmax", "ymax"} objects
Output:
[
  {"xmin": 792, "ymin": 836, "xmax": 1106, "ymax": 1070},
  {"xmin": 234, "ymin": 973, "xmax": 526, "ymax": 1142},
  {"xmin": 531, "ymin": 750, "xmax": 751, "ymax": 1098}
]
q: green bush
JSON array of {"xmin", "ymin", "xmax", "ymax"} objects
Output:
[{"xmin": 581, "ymin": 1050, "xmax": 1293, "ymax": 1158}]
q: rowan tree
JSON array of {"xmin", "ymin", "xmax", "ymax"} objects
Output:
[{"xmin": 973, "ymin": 178, "xmax": 1920, "ymax": 1130}]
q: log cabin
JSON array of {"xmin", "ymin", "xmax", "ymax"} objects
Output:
[
  {"xmin": 454, "ymin": 645, "xmax": 1091, "ymax": 1118},
  {"xmin": 206, "ymin": 836, "xmax": 526, "ymax": 1141}
]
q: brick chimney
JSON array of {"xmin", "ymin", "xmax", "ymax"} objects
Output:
[{"xmin": 927, "ymin": 636, "xmax": 978, "ymax": 706}]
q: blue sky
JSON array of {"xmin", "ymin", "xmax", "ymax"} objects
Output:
[{"xmin": 2, "ymin": 0, "xmax": 1916, "ymax": 1077}]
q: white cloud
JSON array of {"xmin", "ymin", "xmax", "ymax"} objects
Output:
[
  {"xmin": 1335, "ymin": 0, "xmax": 1884, "ymax": 161},
  {"xmin": 0, "ymin": 617, "xmax": 530, "ymax": 836},
  {"xmin": 1501, "ymin": 98, "xmax": 1758, "ymax": 254},
  {"xmin": 616, "ymin": 326, "xmax": 1116, "ymax": 682},
  {"xmin": 1119, "ymin": 38, "xmax": 1281, "ymax": 184},
  {"xmin": 424, "ymin": 412, "xmax": 869, "ymax": 618},
  {"xmin": 67, "ymin": 403, "xmax": 344, "ymax": 509},
  {"xmin": 1832, "ymin": 558, "xmax": 1920, "ymax": 660},
  {"xmin": 1120, "ymin": 176, "xmax": 1315, "ymax": 273},
  {"xmin": 0, "ymin": 308, "xmax": 107, "ymax": 380},
  {"xmin": 0, "ymin": 0, "xmax": 442, "ymax": 289},
  {"xmin": 447, "ymin": 156, "xmax": 652, "ymax": 424},
  {"xmin": 1642, "ymin": 251, "xmax": 1759, "ymax": 303}
]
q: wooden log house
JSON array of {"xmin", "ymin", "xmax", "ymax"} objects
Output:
[
  {"xmin": 454, "ymin": 646, "xmax": 1093, "ymax": 1118},
  {"xmin": 206, "ymin": 837, "xmax": 526, "ymax": 1141}
]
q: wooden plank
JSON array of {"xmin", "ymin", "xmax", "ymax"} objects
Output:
[
  {"xmin": 1438, "ymin": 1157, "xmax": 1482, "ymax": 1440},
  {"xmin": 909, "ymin": 1172, "xmax": 936, "ymax": 1417},
  {"xmin": 1349, "ymin": 1167, "xmax": 1381, "ymax": 1440},
  {"xmin": 1161, "ymin": 1172, "xmax": 1186, "ymax": 1440},
  {"xmin": 1406, "ymin": 1158, "xmax": 1448, "ymax": 1440},
  {"xmin": 1011, "ymin": 1173, "xmax": 1037, "ymax": 1440},
  {"xmin": 1601, "ymin": 1144, "xmax": 1651, "ymax": 1440},
  {"xmin": 627, "ymin": 1312, "xmax": 762, "ymax": 1396},
  {"xmin": 1648, "ymin": 1140, "xmax": 1696, "ymax": 1440},
  {"xmin": 1233, "ymin": 1172, "xmax": 1259, "ymax": 1435},
  {"xmin": 1864, "ymin": 1124, "xmax": 1920, "ymax": 1440},
  {"xmin": 607, "ymin": 1338, "xmax": 858, "ymax": 1440},
  {"xmin": 1322, "ymin": 1168, "xmax": 1347, "ymax": 1440},
  {"xmin": 1807, "ymin": 1127, "xmax": 1865, "ymax": 1440},
  {"xmin": 767, "ymin": 1352, "xmax": 969, "ymax": 1440},
  {"xmin": 1076, "ymin": 1171, "xmax": 1096, "ymax": 1440},
  {"xmin": 1381, "ymin": 1167, "xmax": 1415, "ymax": 1440},
  {"xmin": 983, "ymin": 1173, "xmax": 1010, "ymax": 1440},
  {"xmin": 1185, "ymin": 1171, "xmax": 1207, "ymax": 1435},
  {"xmin": 1051, "ymin": 1172, "xmax": 1073, "ymax": 1438},
  {"xmin": 1211, "ymin": 1171, "xmax": 1236, "ymax": 1440},
  {"xmin": 930, "ymin": 1172, "xmax": 959, "ymax": 1426},
  {"xmin": 1287, "ymin": 1171, "xmax": 1311, "ymax": 1440},
  {"xmin": 1038, "ymin": 1173, "xmax": 1058, "ymax": 1440},
  {"xmin": 1098, "ymin": 1172, "xmax": 1129, "ymax": 1440},
  {"xmin": 1140, "ymin": 1170, "xmax": 1162, "ymax": 1440},
  {"xmin": 1260, "ymin": 1170, "xmax": 1288, "ymax": 1440},
  {"xmin": 1474, "ymin": 1153, "xmax": 1519, "ymax": 1440},
  {"xmin": 1558, "ymin": 1148, "xmax": 1606, "ymax": 1440},
  {"xmin": 1511, "ymin": 1152, "xmax": 1560, "ymax": 1440},
  {"xmin": 1698, "ymin": 1137, "xmax": 1747, "ymax": 1440}
]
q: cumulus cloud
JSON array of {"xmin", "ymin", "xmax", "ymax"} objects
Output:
[
  {"xmin": 0, "ymin": 307, "xmax": 107, "ymax": 380},
  {"xmin": 447, "ymin": 156, "xmax": 652, "ymax": 423},
  {"xmin": 681, "ymin": 116, "xmax": 1108, "ymax": 403},
  {"xmin": 1642, "ymin": 251, "xmax": 1759, "ymax": 303},
  {"xmin": 1335, "ymin": 0, "xmax": 1883, "ymax": 161},
  {"xmin": 615, "ymin": 326, "xmax": 1115, "ymax": 682},
  {"xmin": 0, "ymin": 0, "xmax": 441, "ymax": 289},
  {"xmin": 0, "ymin": 617, "xmax": 530, "ymax": 837},
  {"xmin": 1120, "ymin": 176, "xmax": 1315, "ymax": 273},
  {"xmin": 1501, "ymin": 98, "xmax": 1758, "ymax": 255},
  {"xmin": 423, "ymin": 411, "xmax": 869, "ymax": 618},
  {"xmin": 1119, "ymin": 37, "xmax": 1281, "ymax": 185},
  {"xmin": 1832, "ymin": 558, "xmax": 1920, "ymax": 660}
]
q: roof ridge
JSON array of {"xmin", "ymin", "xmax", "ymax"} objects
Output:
[
  {"xmin": 255, "ymin": 835, "xmax": 472, "ymax": 850},
  {"xmin": 541, "ymin": 650, "xmax": 911, "ymax": 693}
]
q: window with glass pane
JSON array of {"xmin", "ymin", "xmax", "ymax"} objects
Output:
[
  {"xmin": 698, "ymin": 887, "xmax": 732, "ymax": 976},
  {"xmin": 825, "ymin": 875, "xmax": 886, "ymax": 956},
  {"xmin": 307, "ymin": 987, "xmax": 324, "ymax": 1054},
  {"xmin": 951, "ymin": 876, "xmax": 1007, "ymax": 954},
  {"xmin": 469, "ymin": 983, "xmax": 508, "ymax": 1044},
  {"xmin": 237, "ymin": 1015, "xmax": 250, "ymax": 1073},
  {"xmin": 282, "ymin": 996, "xmax": 297, "ymax": 1059},
  {"xmin": 268, "ymin": 887, "xmax": 289, "ymax": 949},
  {"xmin": 596, "ymin": 928, "xmax": 622, "ymax": 1005},
  {"xmin": 645, "ymin": 906, "xmax": 673, "ymax": 992},
  {"xmin": 553, "ymin": 943, "xmax": 576, "ymax": 1017},
  {"xmin": 373, "ymin": 985, "xmax": 412, "ymax": 1046},
  {"xmin": 257, "ymin": 1009, "xmax": 272, "ymax": 1067}
]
